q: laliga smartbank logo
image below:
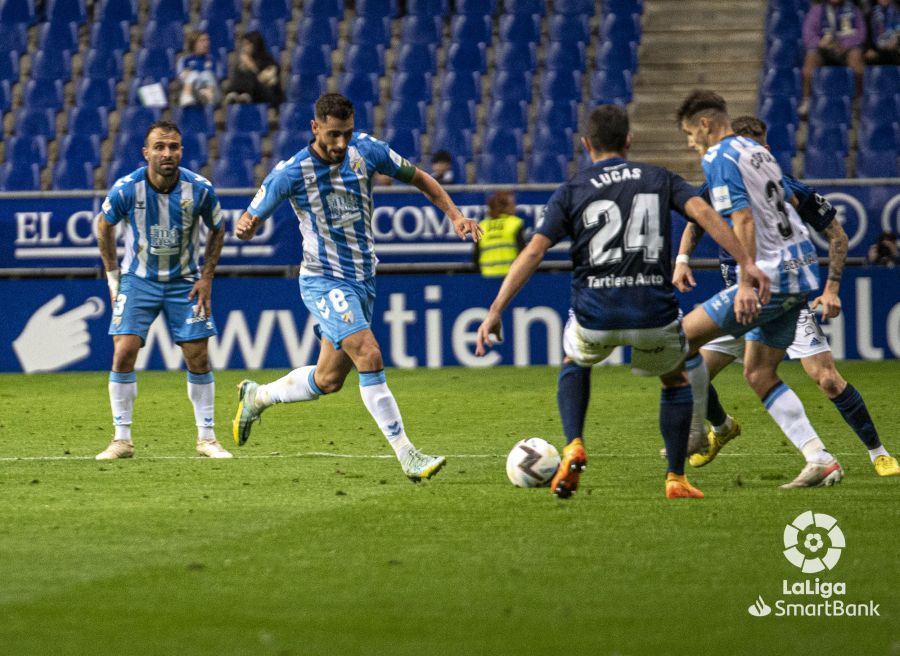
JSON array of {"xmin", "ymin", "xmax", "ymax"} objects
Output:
[{"xmin": 746, "ymin": 511, "xmax": 880, "ymax": 619}]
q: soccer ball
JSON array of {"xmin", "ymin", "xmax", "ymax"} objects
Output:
[{"xmin": 506, "ymin": 438, "xmax": 561, "ymax": 488}]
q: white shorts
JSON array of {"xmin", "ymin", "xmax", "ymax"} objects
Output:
[
  {"xmin": 563, "ymin": 312, "xmax": 688, "ymax": 376},
  {"xmin": 701, "ymin": 307, "xmax": 831, "ymax": 362}
]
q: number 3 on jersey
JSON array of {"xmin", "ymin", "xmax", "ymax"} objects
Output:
[
  {"xmin": 315, "ymin": 288, "xmax": 350, "ymax": 320},
  {"xmin": 583, "ymin": 193, "xmax": 662, "ymax": 265}
]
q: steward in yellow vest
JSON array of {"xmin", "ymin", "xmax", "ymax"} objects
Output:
[{"xmin": 475, "ymin": 191, "xmax": 526, "ymax": 277}]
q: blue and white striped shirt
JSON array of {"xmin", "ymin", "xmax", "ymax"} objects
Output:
[
  {"xmin": 247, "ymin": 132, "xmax": 409, "ymax": 281},
  {"xmin": 101, "ymin": 166, "xmax": 223, "ymax": 282}
]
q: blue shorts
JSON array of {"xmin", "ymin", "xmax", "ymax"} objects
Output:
[
  {"xmin": 299, "ymin": 275, "xmax": 376, "ymax": 348},
  {"xmin": 702, "ymin": 285, "xmax": 807, "ymax": 350},
  {"xmin": 109, "ymin": 274, "xmax": 217, "ymax": 344}
]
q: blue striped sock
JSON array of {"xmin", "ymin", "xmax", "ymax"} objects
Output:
[
  {"xmin": 831, "ymin": 384, "xmax": 881, "ymax": 450},
  {"xmin": 660, "ymin": 386, "xmax": 693, "ymax": 475}
]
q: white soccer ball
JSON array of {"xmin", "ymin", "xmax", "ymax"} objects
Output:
[{"xmin": 506, "ymin": 438, "xmax": 561, "ymax": 488}]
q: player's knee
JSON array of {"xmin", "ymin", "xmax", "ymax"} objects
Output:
[
  {"xmin": 315, "ymin": 371, "xmax": 345, "ymax": 394},
  {"xmin": 815, "ymin": 369, "xmax": 845, "ymax": 398},
  {"xmin": 743, "ymin": 365, "xmax": 774, "ymax": 396}
]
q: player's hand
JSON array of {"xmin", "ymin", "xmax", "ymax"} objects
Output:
[
  {"xmin": 188, "ymin": 278, "xmax": 213, "ymax": 318},
  {"xmin": 743, "ymin": 262, "xmax": 771, "ymax": 305},
  {"xmin": 453, "ymin": 214, "xmax": 483, "ymax": 242},
  {"xmin": 236, "ymin": 213, "xmax": 260, "ymax": 241},
  {"xmin": 733, "ymin": 284, "xmax": 760, "ymax": 325},
  {"xmin": 811, "ymin": 291, "xmax": 842, "ymax": 320},
  {"xmin": 672, "ymin": 262, "xmax": 695, "ymax": 293},
  {"xmin": 475, "ymin": 311, "xmax": 503, "ymax": 356}
]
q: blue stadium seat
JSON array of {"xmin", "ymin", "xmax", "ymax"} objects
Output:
[
  {"xmin": 765, "ymin": 37, "xmax": 801, "ymax": 70},
  {"xmin": 536, "ymin": 98, "xmax": 579, "ymax": 131},
  {"xmin": 806, "ymin": 123, "xmax": 849, "ymax": 154},
  {"xmin": 436, "ymin": 99, "xmax": 476, "ymax": 129},
  {"xmin": 286, "ymin": 74, "xmax": 328, "ymax": 104},
  {"xmin": 812, "ymin": 66, "xmax": 854, "ymax": 98},
  {"xmin": 503, "ymin": 0, "xmax": 543, "ymax": 14},
  {"xmin": 392, "ymin": 71, "xmax": 433, "ymax": 104},
  {"xmin": 857, "ymin": 119, "xmax": 899, "ymax": 152},
  {"xmin": 350, "ymin": 16, "xmax": 391, "ymax": 46},
  {"xmin": 431, "ymin": 126, "xmax": 474, "ymax": 158},
  {"xmin": 143, "ymin": 20, "xmax": 184, "ymax": 52},
  {"xmin": 487, "ymin": 99, "xmax": 528, "ymax": 132},
  {"xmin": 808, "ymin": 95, "xmax": 851, "ymax": 127},
  {"xmin": 90, "ymin": 19, "xmax": 130, "ymax": 53},
  {"xmin": 772, "ymin": 149, "xmax": 793, "ymax": 176},
  {"xmin": 856, "ymin": 151, "xmax": 898, "ymax": 178},
  {"xmin": 803, "ymin": 147, "xmax": 845, "ymax": 178},
  {"xmin": 7, "ymin": 135, "xmax": 48, "ymax": 167},
  {"xmin": 115, "ymin": 129, "xmax": 146, "ymax": 162},
  {"xmin": 382, "ymin": 127, "xmax": 422, "ymax": 161},
  {"xmin": 251, "ymin": 0, "xmax": 290, "ymax": 20},
  {"xmin": 172, "ymin": 104, "xmax": 215, "ymax": 136},
  {"xmin": 765, "ymin": 122, "xmax": 797, "ymax": 156},
  {"xmin": 456, "ymin": 0, "xmax": 495, "ymax": 14},
  {"xmin": 497, "ymin": 13, "xmax": 540, "ymax": 44},
  {"xmin": 491, "ymin": 70, "xmax": 532, "ymax": 103},
  {"xmin": 296, "ymin": 15, "xmax": 337, "ymax": 49},
  {"xmin": 541, "ymin": 70, "xmax": 582, "ymax": 101},
  {"xmin": 291, "ymin": 44, "xmax": 332, "ymax": 77},
  {"xmin": 47, "ymin": 0, "xmax": 86, "ymax": 24},
  {"xmin": 766, "ymin": 8, "xmax": 802, "ymax": 43},
  {"xmin": 14, "ymin": 107, "xmax": 55, "ymax": 138},
  {"xmin": 199, "ymin": 17, "xmax": 235, "ymax": 53},
  {"xmin": 344, "ymin": 44, "xmax": 385, "ymax": 75},
  {"xmin": 38, "ymin": 20, "xmax": 79, "ymax": 53},
  {"xmin": 213, "ymin": 158, "xmax": 256, "ymax": 187},
  {"xmin": 178, "ymin": 132, "xmax": 209, "ymax": 165},
  {"xmin": 23, "ymin": 79, "xmax": 64, "ymax": 109},
  {"xmin": 476, "ymin": 154, "xmax": 518, "ymax": 183},
  {"xmin": 354, "ymin": 102, "xmax": 376, "ymax": 131},
  {"xmin": 200, "ymin": 0, "xmax": 239, "ymax": 21},
  {"xmin": 83, "ymin": 49, "xmax": 124, "ymax": 80},
  {"xmin": 120, "ymin": 107, "xmax": 163, "ymax": 137},
  {"xmin": 0, "ymin": 0, "xmax": 36, "ymax": 25},
  {"xmin": 527, "ymin": 153, "xmax": 568, "ymax": 183},
  {"xmin": 30, "ymin": 50, "xmax": 72, "ymax": 81},
  {"xmin": 396, "ymin": 44, "xmax": 437, "ymax": 73},
  {"xmin": 604, "ymin": 0, "xmax": 643, "ymax": 14},
  {"xmin": 450, "ymin": 14, "xmax": 492, "ymax": 44},
  {"xmin": 590, "ymin": 69, "xmax": 632, "ymax": 104},
  {"xmin": 532, "ymin": 125, "xmax": 575, "ymax": 158},
  {"xmin": 446, "ymin": 42, "xmax": 487, "ymax": 72},
  {"xmin": 220, "ymin": 131, "xmax": 262, "ymax": 162},
  {"xmin": 400, "ymin": 15, "xmax": 442, "ymax": 44},
  {"xmin": 273, "ymin": 128, "xmax": 314, "ymax": 160},
  {"xmin": 339, "ymin": 72, "xmax": 381, "ymax": 106},
  {"xmin": 0, "ymin": 77, "xmax": 8, "ymax": 114},
  {"xmin": 601, "ymin": 12, "xmax": 640, "ymax": 45},
  {"xmin": 75, "ymin": 78, "xmax": 116, "ymax": 109},
  {"xmin": 97, "ymin": 0, "xmax": 137, "ymax": 23},
  {"xmin": 0, "ymin": 50, "xmax": 18, "ymax": 82},
  {"xmin": 483, "ymin": 126, "xmax": 524, "ymax": 159},
  {"xmin": 226, "ymin": 103, "xmax": 268, "ymax": 135},
  {"xmin": 52, "ymin": 161, "xmax": 94, "ymax": 190},
  {"xmin": 68, "ymin": 106, "xmax": 109, "ymax": 137},
  {"xmin": 863, "ymin": 66, "xmax": 900, "ymax": 98},
  {"xmin": 356, "ymin": 0, "xmax": 398, "ymax": 17},
  {"xmin": 548, "ymin": 14, "xmax": 590, "ymax": 43},
  {"xmin": 495, "ymin": 41, "xmax": 537, "ymax": 72},
  {"xmin": 278, "ymin": 102, "xmax": 315, "ymax": 130},
  {"xmin": 759, "ymin": 66, "xmax": 801, "ymax": 98},
  {"xmin": 385, "ymin": 99, "xmax": 427, "ymax": 131},
  {"xmin": 758, "ymin": 95, "xmax": 799, "ymax": 129},
  {"xmin": 0, "ymin": 162, "xmax": 40, "ymax": 191},
  {"xmin": 545, "ymin": 41, "xmax": 586, "ymax": 71},
  {"xmin": 305, "ymin": 0, "xmax": 343, "ymax": 16},
  {"xmin": 107, "ymin": 157, "xmax": 142, "ymax": 185},
  {"xmin": 554, "ymin": 0, "xmax": 595, "ymax": 16},
  {"xmin": 136, "ymin": 48, "xmax": 176, "ymax": 80},
  {"xmin": 406, "ymin": 0, "xmax": 448, "ymax": 15},
  {"xmin": 59, "ymin": 134, "xmax": 102, "ymax": 166},
  {"xmin": 596, "ymin": 40, "xmax": 637, "ymax": 74},
  {"xmin": 441, "ymin": 70, "xmax": 481, "ymax": 102},
  {"xmin": 150, "ymin": 0, "xmax": 188, "ymax": 22},
  {"xmin": 0, "ymin": 22, "xmax": 25, "ymax": 51}
]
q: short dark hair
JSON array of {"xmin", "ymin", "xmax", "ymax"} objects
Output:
[
  {"xmin": 144, "ymin": 120, "xmax": 181, "ymax": 145},
  {"xmin": 315, "ymin": 93, "xmax": 354, "ymax": 122},
  {"xmin": 431, "ymin": 150, "xmax": 452, "ymax": 164},
  {"xmin": 582, "ymin": 105, "xmax": 629, "ymax": 153},
  {"xmin": 676, "ymin": 90, "xmax": 728, "ymax": 125},
  {"xmin": 731, "ymin": 115, "xmax": 768, "ymax": 145}
]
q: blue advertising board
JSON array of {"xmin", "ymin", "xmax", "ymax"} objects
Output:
[{"xmin": 1, "ymin": 268, "xmax": 897, "ymax": 373}]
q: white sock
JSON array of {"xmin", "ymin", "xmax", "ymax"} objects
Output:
[
  {"xmin": 358, "ymin": 371, "xmax": 413, "ymax": 459},
  {"xmin": 764, "ymin": 383, "xmax": 830, "ymax": 463},
  {"xmin": 109, "ymin": 372, "xmax": 137, "ymax": 442},
  {"xmin": 187, "ymin": 371, "xmax": 215, "ymax": 441},
  {"xmin": 256, "ymin": 365, "xmax": 321, "ymax": 408},
  {"xmin": 869, "ymin": 445, "xmax": 889, "ymax": 462},
  {"xmin": 685, "ymin": 354, "xmax": 709, "ymax": 441}
]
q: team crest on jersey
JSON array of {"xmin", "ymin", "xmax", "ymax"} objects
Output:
[
  {"xmin": 341, "ymin": 310, "xmax": 355, "ymax": 324},
  {"xmin": 102, "ymin": 198, "xmax": 112, "ymax": 212},
  {"xmin": 180, "ymin": 197, "xmax": 193, "ymax": 214},
  {"xmin": 349, "ymin": 148, "xmax": 367, "ymax": 177}
]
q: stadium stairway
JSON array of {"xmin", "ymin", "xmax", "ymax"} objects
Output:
[{"xmin": 628, "ymin": 0, "xmax": 765, "ymax": 182}]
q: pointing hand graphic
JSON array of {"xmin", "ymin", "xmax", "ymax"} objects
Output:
[{"xmin": 12, "ymin": 295, "xmax": 105, "ymax": 373}]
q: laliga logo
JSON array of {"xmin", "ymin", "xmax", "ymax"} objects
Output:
[{"xmin": 783, "ymin": 510, "xmax": 845, "ymax": 573}]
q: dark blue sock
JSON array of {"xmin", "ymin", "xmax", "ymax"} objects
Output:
[
  {"xmin": 706, "ymin": 383, "xmax": 728, "ymax": 427},
  {"xmin": 831, "ymin": 384, "xmax": 881, "ymax": 449},
  {"xmin": 557, "ymin": 361, "xmax": 591, "ymax": 444},
  {"xmin": 660, "ymin": 386, "xmax": 693, "ymax": 475}
]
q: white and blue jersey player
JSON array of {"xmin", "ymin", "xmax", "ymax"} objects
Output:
[
  {"xmin": 231, "ymin": 93, "xmax": 482, "ymax": 482},
  {"xmin": 95, "ymin": 121, "xmax": 231, "ymax": 460},
  {"xmin": 677, "ymin": 91, "xmax": 845, "ymax": 488}
]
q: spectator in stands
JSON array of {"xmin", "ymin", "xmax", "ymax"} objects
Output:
[
  {"xmin": 867, "ymin": 231, "xmax": 899, "ymax": 265},
  {"xmin": 865, "ymin": 0, "xmax": 900, "ymax": 64},
  {"xmin": 429, "ymin": 150, "xmax": 455, "ymax": 184},
  {"xmin": 177, "ymin": 31, "xmax": 220, "ymax": 107},
  {"xmin": 801, "ymin": 0, "xmax": 867, "ymax": 109},
  {"xmin": 474, "ymin": 191, "xmax": 526, "ymax": 278},
  {"xmin": 224, "ymin": 31, "xmax": 283, "ymax": 106}
]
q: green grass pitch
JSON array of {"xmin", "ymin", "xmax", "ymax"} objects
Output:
[{"xmin": 0, "ymin": 361, "xmax": 897, "ymax": 656}]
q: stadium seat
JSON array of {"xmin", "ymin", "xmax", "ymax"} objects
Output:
[
  {"xmin": 476, "ymin": 154, "xmax": 518, "ymax": 183},
  {"xmin": 483, "ymin": 126, "xmax": 524, "ymax": 159},
  {"xmin": 83, "ymin": 49, "xmax": 124, "ymax": 80},
  {"xmin": 590, "ymin": 69, "xmax": 632, "ymax": 104},
  {"xmin": 68, "ymin": 106, "xmax": 109, "ymax": 137},
  {"xmin": 114, "ymin": 129, "xmax": 147, "ymax": 162},
  {"xmin": 200, "ymin": 0, "xmax": 239, "ymax": 21},
  {"xmin": 601, "ymin": 12, "xmax": 640, "ymax": 45},
  {"xmin": 0, "ymin": 22, "xmax": 26, "ymax": 52},
  {"xmin": 199, "ymin": 16, "xmax": 235, "ymax": 52},
  {"xmin": 758, "ymin": 95, "xmax": 799, "ymax": 129},
  {"xmin": 545, "ymin": 41, "xmax": 586, "ymax": 71},
  {"xmin": 37, "ymin": 20, "xmax": 79, "ymax": 54},
  {"xmin": 29, "ymin": 50, "xmax": 72, "ymax": 81},
  {"xmin": 486, "ymin": 99, "xmax": 528, "ymax": 132},
  {"xmin": 503, "ymin": 0, "xmax": 544, "ymax": 14},
  {"xmin": 120, "ymin": 107, "xmax": 163, "ymax": 137},
  {"xmin": 107, "ymin": 156, "xmax": 142, "ymax": 185},
  {"xmin": 291, "ymin": 44, "xmax": 332, "ymax": 77},
  {"xmin": 59, "ymin": 134, "xmax": 102, "ymax": 166},
  {"xmin": 356, "ymin": 0, "xmax": 398, "ymax": 17},
  {"xmin": 220, "ymin": 132, "xmax": 263, "ymax": 162},
  {"xmin": 0, "ymin": 49, "xmax": 18, "ymax": 83},
  {"xmin": 382, "ymin": 127, "xmax": 422, "ymax": 161},
  {"xmin": 89, "ymin": 19, "xmax": 130, "ymax": 53},
  {"xmin": 536, "ymin": 98, "xmax": 579, "ymax": 131},
  {"xmin": 431, "ymin": 126, "xmax": 474, "ymax": 158},
  {"xmin": 278, "ymin": 102, "xmax": 315, "ymax": 130},
  {"xmin": 450, "ymin": 14, "xmax": 492, "ymax": 44},
  {"xmin": 527, "ymin": 153, "xmax": 569, "ymax": 183},
  {"xmin": 391, "ymin": 71, "xmax": 433, "ymax": 104},
  {"xmin": 339, "ymin": 72, "xmax": 381, "ymax": 107},
  {"xmin": 14, "ymin": 107, "xmax": 56, "ymax": 138},
  {"xmin": 491, "ymin": 70, "xmax": 533, "ymax": 103},
  {"xmin": 385, "ymin": 99, "xmax": 427, "ymax": 131},
  {"xmin": 498, "ymin": 14, "xmax": 541, "ymax": 44},
  {"xmin": 7, "ymin": 135, "xmax": 48, "ymax": 167},
  {"xmin": 0, "ymin": 162, "xmax": 40, "ymax": 191},
  {"xmin": 52, "ymin": 161, "xmax": 95, "ymax": 190},
  {"xmin": 812, "ymin": 66, "xmax": 854, "ymax": 99},
  {"xmin": 344, "ymin": 44, "xmax": 385, "ymax": 75},
  {"xmin": 596, "ymin": 40, "xmax": 637, "ymax": 74},
  {"xmin": 765, "ymin": 122, "xmax": 797, "ymax": 155},
  {"xmin": 495, "ymin": 42, "xmax": 537, "ymax": 72},
  {"xmin": 406, "ymin": 0, "xmax": 448, "ymax": 15},
  {"xmin": 305, "ymin": 0, "xmax": 343, "ymax": 16},
  {"xmin": 548, "ymin": 14, "xmax": 590, "ymax": 43},
  {"xmin": 0, "ymin": 0, "xmax": 36, "ymax": 25},
  {"xmin": 213, "ymin": 158, "xmax": 256, "ymax": 187},
  {"xmin": 97, "ymin": 0, "xmax": 137, "ymax": 23},
  {"xmin": 250, "ymin": 0, "xmax": 290, "ymax": 20},
  {"xmin": 23, "ymin": 79, "xmax": 64, "ymax": 110},
  {"xmin": 856, "ymin": 151, "xmax": 898, "ymax": 178},
  {"xmin": 446, "ymin": 42, "xmax": 487, "ymax": 73},
  {"xmin": 863, "ymin": 66, "xmax": 900, "ymax": 98},
  {"xmin": 350, "ymin": 16, "xmax": 391, "ymax": 46},
  {"xmin": 766, "ymin": 8, "xmax": 802, "ymax": 43},
  {"xmin": 150, "ymin": 0, "xmax": 188, "ymax": 22},
  {"xmin": 143, "ymin": 20, "xmax": 184, "ymax": 52},
  {"xmin": 857, "ymin": 119, "xmax": 899, "ymax": 152},
  {"xmin": 860, "ymin": 92, "xmax": 899, "ymax": 124},
  {"xmin": 135, "ymin": 48, "xmax": 176, "ymax": 80},
  {"xmin": 772, "ymin": 149, "xmax": 793, "ymax": 176},
  {"xmin": 759, "ymin": 66, "xmax": 801, "ymax": 98},
  {"xmin": 272, "ymin": 128, "xmax": 313, "ymax": 161},
  {"xmin": 542, "ymin": 70, "xmax": 582, "ymax": 101},
  {"xmin": 532, "ymin": 125, "xmax": 575, "ymax": 158},
  {"xmin": 554, "ymin": 0, "xmax": 596, "ymax": 16},
  {"xmin": 808, "ymin": 95, "xmax": 851, "ymax": 127},
  {"xmin": 440, "ymin": 71, "xmax": 481, "ymax": 102},
  {"xmin": 0, "ymin": 78, "xmax": 10, "ymax": 114},
  {"xmin": 46, "ymin": 0, "xmax": 86, "ymax": 24},
  {"xmin": 172, "ymin": 104, "xmax": 215, "ymax": 136},
  {"xmin": 286, "ymin": 74, "xmax": 328, "ymax": 104},
  {"xmin": 803, "ymin": 147, "xmax": 845, "ymax": 178},
  {"xmin": 765, "ymin": 37, "xmax": 802, "ymax": 70},
  {"xmin": 456, "ymin": 0, "xmax": 495, "ymax": 14},
  {"xmin": 806, "ymin": 123, "xmax": 849, "ymax": 154},
  {"xmin": 177, "ymin": 132, "xmax": 208, "ymax": 166},
  {"xmin": 226, "ymin": 103, "xmax": 268, "ymax": 135},
  {"xmin": 435, "ymin": 99, "xmax": 476, "ymax": 129},
  {"xmin": 75, "ymin": 78, "xmax": 116, "ymax": 109},
  {"xmin": 400, "ymin": 15, "xmax": 442, "ymax": 44},
  {"xmin": 296, "ymin": 15, "xmax": 337, "ymax": 49},
  {"xmin": 395, "ymin": 44, "xmax": 437, "ymax": 74}
]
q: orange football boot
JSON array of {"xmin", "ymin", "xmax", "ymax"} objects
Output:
[{"xmin": 551, "ymin": 438, "xmax": 587, "ymax": 499}]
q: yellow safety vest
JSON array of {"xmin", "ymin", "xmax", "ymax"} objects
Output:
[{"xmin": 478, "ymin": 214, "xmax": 524, "ymax": 277}]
